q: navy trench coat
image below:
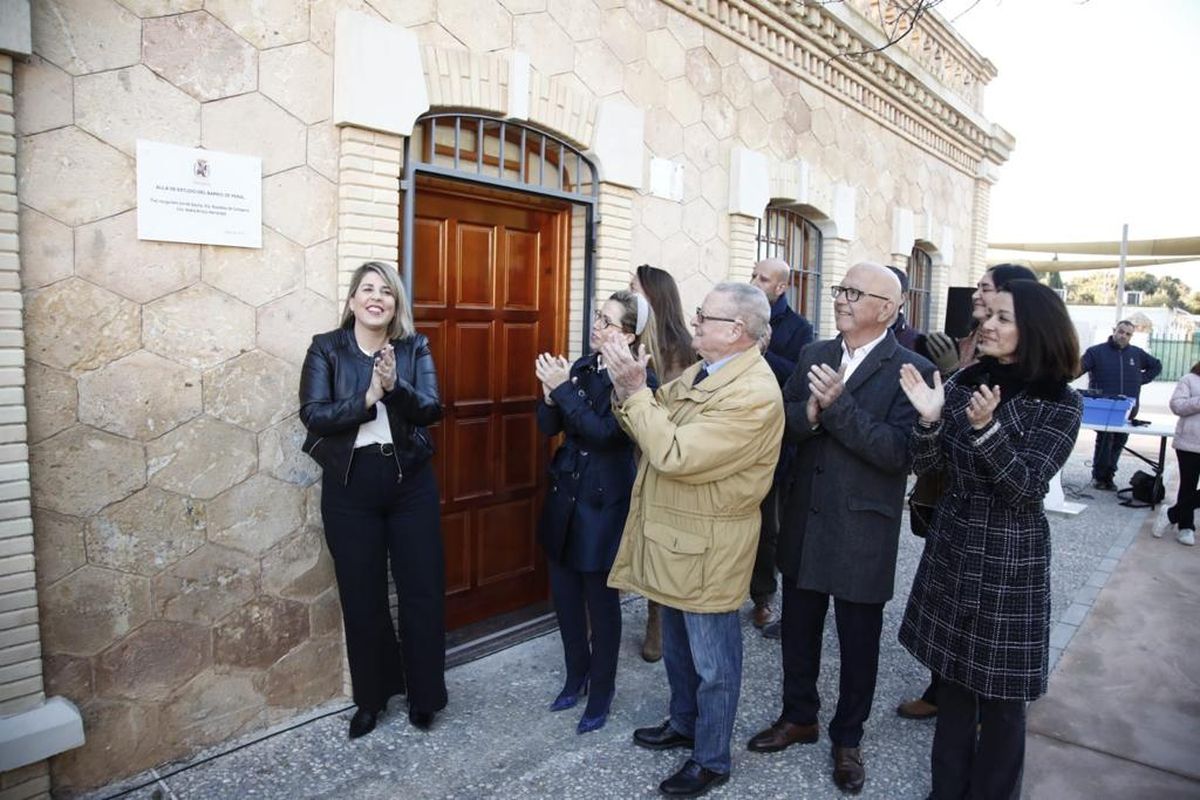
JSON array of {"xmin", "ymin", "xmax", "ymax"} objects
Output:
[
  {"xmin": 899, "ymin": 369, "xmax": 1082, "ymax": 701},
  {"xmin": 536, "ymin": 353, "xmax": 656, "ymax": 573}
]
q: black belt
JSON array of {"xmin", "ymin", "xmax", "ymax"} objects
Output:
[{"xmin": 356, "ymin": 442, "xmax": 395, "ymax": 457}]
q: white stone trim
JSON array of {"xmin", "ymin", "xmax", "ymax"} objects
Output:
[
  {"xmin": 507, "ymin": 51, "xmax": 531, "ymax": 121},
  {"xmin": 831, "ymin": 184, "xmax": 856, "ymax": 243},
  {"xmin": 0, "ymin": 696, "xmax": 85, "ymax": 772},
  {"xmin": 0, "ymin": 0, "xmax": 32, "ymax": 58},
  {"xmin": 333, "ymin": 11, "xmax": 429, "ymax": 137},
  {"xmin": 648, "ymin": 158, "xmax": 684, "ymax": 202},
  {"xmin": 728, "ymin": 147, "xmax": 769, "ymax": 219},
  {"xmin": 891, "ymin": 207, "xmax": 915, "ymax": 258},
  {"xmin": 590, "ymin": 98, "xmax": 644, "ymax": 191}
]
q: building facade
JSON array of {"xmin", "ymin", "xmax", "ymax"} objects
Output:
[{"xmin": 0, "ymin": 0, "xmax": 1010, "ymax": 794}]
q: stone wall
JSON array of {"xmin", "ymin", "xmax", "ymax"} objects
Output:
[{"xmin": 10, "ymin": 0, "xmax": 1006, "ymax": 793}]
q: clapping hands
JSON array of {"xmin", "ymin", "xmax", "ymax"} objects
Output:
[
  {"xmin": 535, "ymin": 353, "xmax": 571, "ymax": 403},
  {"xmin": 366, "ymin": 344, "xmax": 396, "ymax": 406},
  {"xmin": 598, "ymin": 331, "xmax": 649, "ymax": 402}
]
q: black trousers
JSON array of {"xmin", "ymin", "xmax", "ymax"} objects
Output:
[
  {"xmin": 547, "ymin": 557, "xmax": 621, "ymax": 714},
  {"xmin": 321, "ymin": 451, "xmax": 447, "ymax": 714},
  {"xmin": 781, "ymin": 583, "xmax": 884, "ymax": 747},
  {"xmin": 921, "ymin": 671, "xmax": 943, "ymax": 705},
  {"xmin": 1171, "ymin": 449, "xmax": 1200, "ymax": 529},
  {"xmin": 749, "ymin": 484, "xmax": 780, "ymax": 605},
  {"xmin": 931, "ymin": 680, "xmax": 1026, "ymax": 800},
  {"xmin": 1092, "ymin": 431, "xmax": 1129, "ymax": 482}
]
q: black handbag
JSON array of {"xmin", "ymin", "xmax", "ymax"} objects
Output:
[
  {"xmin": 907, "ymin": 469, "xmax": 947, "ymax": 537},
  {"xmin": 1118, "ymin": 470, "xmax": 1164, "ymax": 508}
]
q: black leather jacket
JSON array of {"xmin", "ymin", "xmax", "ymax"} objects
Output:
[{"xmin": 298, "ymin": 327, "xmax": 442, "ymax": 484}]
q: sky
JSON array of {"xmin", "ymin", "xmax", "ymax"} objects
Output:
[{"xmin": 942, "ymin": 0, "xmax": 1200, "ymax": 283}]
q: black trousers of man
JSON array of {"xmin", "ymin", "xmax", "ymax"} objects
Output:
[
  {"xmin": 749, "ymin": 483, "xmax": 781, "ymax": 606},
  {"xmin": 321, "ymin": 451, "xmax": 447, "ymax": 715},
  {"xmin": 780, "ymin": 582, "xmax": 884, "ymax": 747},
  {"xmin": 931, "ymin": 680, "xmax": 1026, "ymax": 800}
]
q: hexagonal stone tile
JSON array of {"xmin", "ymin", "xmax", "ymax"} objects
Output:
[
  {"xmin": 31, "ymin": 427, "xmax": 146, "ymax": 517},
  {"xmin": 203, "ymin": 350, "xmax": 299, "ymax": 432},
  {"xmin": 40, "ymin": 565, "xmax": 152, "ymax": 656},
  {"xmin": 309, "ymin": 584, "xmax": 342, "ymax": 638},
  {"xmin": 666, "ymin": 7, "xmax": 704, "ymax": 48},
  {"xmin": 639, "ymin": 196, "xmax": 683, "ymax": 242},
  {"xmin": 786, "ymin": 94, "xmax": 813, "ymax": 135},
  {"xmin": 310, "ymin": 0, "xmax": 381, "ymax": 53},
  {"xmin": 33, "ymin": 508, "xmax": 85, "ymax": 586},
  {"xmin": 665, "ymin": 77, "xmax": 701, "ymax": 126},
  {"xmin": 84, "ymin": 487, "xmax": 205, "ymax": 578},
  {"xmin": 602, "ymin": 8, "xmax": 646, "ymax": 64},
  {"xmin": 32, "ymin": 0, "xmax": 140, "ymax": 76},
  {"xmin": 26, "ymin": 363, "xmax": 77, "ymax": 446},
  {"xmin": 752, "ymin": 79, "xmax": 785, "ymax": 122},
  {"xmin": 701, "ymin": 94, "xmax": 736, "ymax": 140},
  {"xmin": 146, "ymin": 417, "xmax": 256, "ymax": 500},
  {"xmin": 737, "ymin": 107, "xmax": 769, "ymax": 150},
  {"xmin": 623, "ymin": 60, "xmax": 667, "ymax": 109},
  {"xmin": 201, "ymin": 227, "xmax": 303, "ymax": 307},
  {"xmin": 369, "ymin": 0, "xmax": 434, "ymax": 25},
  {"xmin": 684, "ymin": 48, "xmax": 720, "ymax": 96},
  {"xmin": 259, "ymin": 415, "xmax": 321, "ymax": 487},
  {"xmin": 208, "ymin": 474, "xmax": 304, "ymax": 556},
  {"xmin": 304, "ymin": 482, "xmax": 322, "ymax": 529},
  {"xmin": 214, "ymin": 595, "xmax": 309, "ymax": 669},
  {"xmin": 500, "ymin": 0, "xmax": 545, "ymax": 11},
  {"xmin": 262, "ymin": 526, "xmax": 334, "ymax": 600},
  {"xmin": 75, "ymin": 65, "xmax": 201, "ymax": 156},
  {"xmin": 160, "ymin": 669, "xmax": 264, "ymax": 750},
  {"xmin": 645, "ymin": 108, "xmax": 683, "ymax": 159},
  {"xmin": 262, "ymin": 168, "xmax": 337, "ymax": 248},
  {"xmin": 152, "ymin": 543, "xmax": 260, "ymax": 624},
  {"xmin": 627, "ymin": 0, "xmax": 666, "ymax": 30},
  {"xmin": 513, "ymin": 12, "xmax": 574, "ymax": 77},
  {"xmin": 94, "ymin": 620, "xmax": 210, "ymax": 701},
  {"xmin": 700, "ymin": 165, "xmax": 728, "ymax": 208},
  {"xmin": 116, "ymin": 0, "xmax": 204, "ymax": 14},
  {"xmin": 304, "ymin": 238, "xmax": 337, "ymax": 301},
  {"xmin": 256, "ymin": 290, "xmax": 338, "ymax": 365},
  {"xmin": 575, "ymin": 40, "xmax": 623, "ymax": 97},
  {"xmin": 13, "ymin": 55, "xmax": 73, "ymax": 136},
  {"xmin": 307, "ymin": 122, "xmax": 339, "ymax": 183},
  {"xmin": 143, "ymin": 11, "xmax": 257, "ymax": 102},
  {"xmin": 18, "ymin": 205, "xmax": 73, "ymax": 290},
  {"xmin": 811, "ymin": 107, "xmax": 836, "ymax": 147},
  {"xmin": 260, "ymin": 43, "xmax": 332, "ymax": 126},
  {"xmin": 646, "ymin": 29, "xmax": 685, "ymax": 80},
  {"xmin": 682, "ymin": 123, "xmax": 719, "ymax": 170},
  {"xmin": 702, "ymin": 237, "xmax": 730, "ymax": 281},
  {"xmin": 17, "ymin": 128, "xmax": 135, "ymax": 227},
  {"xmin": 143, "ymin": 284, "xmax": 254, "ymax": 370},
  {"xmin": 25, "ymin": 278, "xmax": 140, "ymax": 374},
  {"xmin": 547, "ymin": 0, "xmax": 601, "ymax": 41},
  {"xmin": 201, "ymin": 93, "xmax": 306, "ymax": 177},
  {"xmin": 721, "ymin": 65, "xmax": 753, "ymax": 110},
  {"xmin": 262, "ymin": 636, "xmax": 341, "ymax": 709},
  {"xmin": 43, "ymin": 652, "xmax": 94, "ymax": 705},
  {"xmin": 206, "ymin": 0, "xmax": 308, "ymax": 48},
  {"xmin": 681, "ymin": 199, "xmax": 719, "ymax": 246},
  {"xmin": 769, "ymin": 119, "xmax": 799, "ymax": 161},
  {"xmin": 438, "ymin": 0, "xmax": 512, "ymax": 51},
  {"xmin": 75, "ymin": 210, "xmax": 200, "ymax": 303},
  {"xmin": 677, "ymin": 271, "xmax": 714, "ymax": 321},
  {"xmin": 52, "ymin": 699, "xmax": 163, "ymax": 791},
  {"xmin": 78, "ymin": 351, "xmax": 201, "ymax": 441},
  {"xmin": 661, "ymin": 231, "xmax": 700, "ymax": 277}
]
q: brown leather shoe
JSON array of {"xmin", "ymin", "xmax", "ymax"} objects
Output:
[
  {"xmin": 751, "ymin": 603, "xmax": 777, "ymax": 629},
  {"xmin": 747, "ymin": 718, "xmax": 819, "ymax": 752},
  {"xmin": 832, "ymin": 746, "xmax": 865, "ymax": 794},
  {"xmin": 896, "ymin": 697, "xmax": 938, "ymax": 720}
]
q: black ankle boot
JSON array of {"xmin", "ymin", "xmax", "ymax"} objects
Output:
[
  {"xmin": 409, "ymin": 708, "xmax": 434, "ymax": 730},
  {"xmin": 348, "ymin": 707, "xmax": 378, "ymax": 739}
]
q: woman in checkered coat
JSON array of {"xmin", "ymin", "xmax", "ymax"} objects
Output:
[{"xmin": 897, "ymin": 280, "xmax": 1082, "ymax": 800}]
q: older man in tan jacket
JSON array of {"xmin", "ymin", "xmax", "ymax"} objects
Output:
[{"xmin": 600, "ymin": 281, "xmax": 784, "ymax": 798}]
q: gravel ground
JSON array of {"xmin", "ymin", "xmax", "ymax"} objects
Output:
[{"xmin": 90, "ymin": 431, "xmax": 1163, "ymax": 800}]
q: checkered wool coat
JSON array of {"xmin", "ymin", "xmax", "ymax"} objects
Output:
[{"xmin": 898, "ymin": 369, "xmax": 1082, "ymax": 701}]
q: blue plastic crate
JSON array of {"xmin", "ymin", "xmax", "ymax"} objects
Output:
[{"xmin": 1081, "ymin": 395, "xmax": 1134, "ymax": 427}]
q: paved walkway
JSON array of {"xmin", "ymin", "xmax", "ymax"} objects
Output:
[{"xmin": 87, "ymin": 428, "xmax": 1198, "ymax": 800}]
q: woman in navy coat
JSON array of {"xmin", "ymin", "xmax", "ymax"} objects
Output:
[
  {"xmin": 534, "ymin": 290, "xmax": 657, "ymax": 735},
  {"xmin": 898, "ymin": 280, "xmax": 1082, "ymax": 799}
]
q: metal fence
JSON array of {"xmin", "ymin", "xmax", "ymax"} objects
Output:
[{"xmin": 1148, "ymin": 336, "xmax": 1200, "ymax": 381}]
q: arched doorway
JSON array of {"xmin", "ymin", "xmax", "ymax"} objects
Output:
[{"xmin": 400, "ymin": 115, "xmax": 599, "ymax": 635}]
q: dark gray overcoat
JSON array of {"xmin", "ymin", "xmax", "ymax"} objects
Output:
[
  {"xmin": 776, "ymin": 332, "xmax": 934, "ymax": 604},
  {"xmin": 899, "ymin": 366, "xmax": 1082, "ymax": 701}
]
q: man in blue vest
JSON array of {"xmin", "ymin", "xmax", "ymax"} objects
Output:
[
  {"xmin": 1081, "ymin": 320, "xmax": 1162, "ymax": 490},
  {"xmin": 749, "ymin": 258, "xmax": 813, "ymax": 633}
]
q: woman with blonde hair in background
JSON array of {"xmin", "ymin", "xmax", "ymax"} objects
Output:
[{"xmin": 629, "ymin": 264, "xmax": 696, "ymax": 662}]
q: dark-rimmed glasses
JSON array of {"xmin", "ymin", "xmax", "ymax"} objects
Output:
[
  {"xmin": 694, "ymin": 307, "xmax": 739, "ymax": 325},
  {"xmin": 592, "ymin": 310, "xmax": 627, "ymax": 331},
  {"xmin": 830, "ymin": 286, "xmax": 891, "ymax": 303}
]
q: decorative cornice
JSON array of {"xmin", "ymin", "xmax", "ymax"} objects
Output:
[{"xmin": 662, "ymin": 0, "xmax": 1011, "ymax": 176}]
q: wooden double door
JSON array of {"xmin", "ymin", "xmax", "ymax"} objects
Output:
[{"xmin": 411, "ymin": 178, "xmax": 570, "ymax": 629}]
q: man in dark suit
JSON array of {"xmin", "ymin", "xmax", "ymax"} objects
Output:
[
  {"xmin": 748, "ymin": 258, "xmax": 814, "ymax": 632},
  {"xmin": 746, "ymin": 262, "xmax": 934, "ymax": 794}
]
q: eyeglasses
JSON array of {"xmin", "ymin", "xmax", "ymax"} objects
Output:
[
  {"xmin": 694, "ymin": 307, "xmax": 739, "ymax": 325},
  {"xmin": 830, "ymin": 286, "xmax": 891, "ymax": 303},
  {"xmin": 592, "ymin": 310, "xmax": 626, "ymax": 331}
]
